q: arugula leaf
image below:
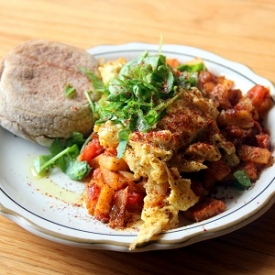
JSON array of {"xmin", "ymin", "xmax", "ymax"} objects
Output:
[
  {"xmin": 65, "ymin": 132, "xmax": 87, "ymax": 147},
  {"xmin": 117, "ymin": 129, "xmax": 131, "ymax": 159},
  {"xmin": 177, "ymin": 58, "xmax": 206, "ymax": 72},
  {"xmin": 32, "ymin": 133, "xmax": 91, "ymax": 180},
  {"xmin": 33, "ymin": 145, "xmax": 76, "ymax": 175},
  {"xmin": 233, "ymin": 170, "xmax": 252, "ymax": 189},
  {"xmin": 33, "ymin": 155, "xmax": 54, "ymax": 177},
  {"xmin": 118, "ymin": 51, "xmax": 148, "ymax": 77},
  {"xmin": 64, "ymin": 159, "xmax": 91, "ymax": 181}
]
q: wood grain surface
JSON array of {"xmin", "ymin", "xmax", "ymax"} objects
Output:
[{"xmin": 0, "ymin": 0, "xmax": 275, "ymax": 274}]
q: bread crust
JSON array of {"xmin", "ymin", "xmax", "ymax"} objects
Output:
[{"xmin": 0, "ymin": 40, "xmax": 99, "ymax": 146}]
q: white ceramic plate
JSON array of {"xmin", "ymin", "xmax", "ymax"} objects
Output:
[{"xmin": 0, "ymin": 43, "xmax": 275, "ymax": 252}]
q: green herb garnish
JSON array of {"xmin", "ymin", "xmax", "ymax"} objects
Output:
[
  {"xmin": 79, "ymin": 67, "xmax": 106, "ymax": 93},
  {"xmin": 64, "ymin": 83, "xmax": 76, "ymax": 98},
  {"xmin": 233, "ymin": 170, "xmax": 252, "ymax": 189},
  {"xmin": 93, "ymin": 51, "xmax": 198, "ymax": 158},
  {"xmin": 32, "ymin": 132, "xmax": 91, "ymax": 180},
  {"xmin": 177, "ymin": 58, "xmax": 206, "ymax": 72}
]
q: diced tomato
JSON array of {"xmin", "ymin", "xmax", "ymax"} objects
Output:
[
  {"xmin": 78, "ymin": 134, "xmax": 105, "ymax": 166},
  {"xmin": 126, "ymin": 186, "xmax": 144, "ymax": 212},
  {"xmin": 92, "ymin": 168, "xmax": 102, "ymax": 180},
  {"xmin": 109, "ymin": 184, "xmax": 144, "ymax": 229},
  {"xmin": 256, "ymin": 133, "xmax": 270, "ymax": 149},
  {"xmin": 247, "ymin": 85, "xmax": 273, "ymax": 115},
  {"xmin": 86, "ymin": 181, "xmax": 101, "ymax": 215}
]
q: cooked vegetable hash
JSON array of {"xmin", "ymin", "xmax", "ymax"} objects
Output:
[{"xmin": 35, "ymin": 51, "xmax": 273, "ymax": 250}]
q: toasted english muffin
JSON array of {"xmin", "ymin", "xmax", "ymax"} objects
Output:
[{"xmin": 0, "ymin": 39, "xmax": 100, "ymax": 146}]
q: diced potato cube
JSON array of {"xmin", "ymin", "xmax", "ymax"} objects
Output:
[
  {"xmin": 100, "ymin": 166, "xmax": 131, "ymax": 190},
  {"xmin": 94, "ymin": 185, "xmax": 115, "ymax": 223},
  {"xmin": 238, "ymin": 145, "xmax": 271, "ymax": 164},
  {"xmin": 98, "ymin": 154, "xmax": 129, "ymax": 171}
]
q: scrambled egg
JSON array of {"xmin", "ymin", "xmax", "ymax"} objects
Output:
[
  {"xmin": 93, "ymin": 58, "xmax": 239, "ymax": 250},
  {"xmin": 95, "ymin": 120, "xmax": 122, "ymax": 148},
  {"xmin": 98, "ymin": 58, "xmax": 127, "ymax": 84},
  {"xmin": 96, "ymin": 121, "xmax": 200, "ymax": 250},
  {"xmin": 123, "ymin": 131, "xmax": 199, "ymax": 250}
]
